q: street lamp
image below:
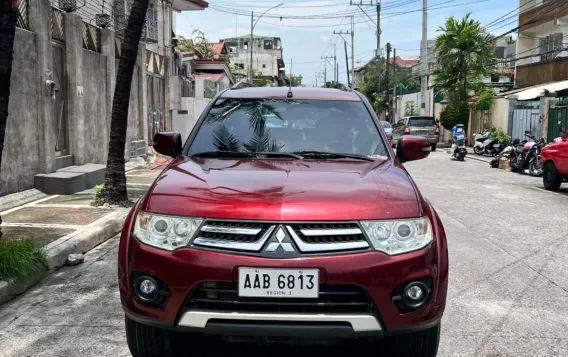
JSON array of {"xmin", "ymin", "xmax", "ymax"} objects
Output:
[{"xmin": 250, "ymin": 3, "xmax": 284, "ymax": 84}]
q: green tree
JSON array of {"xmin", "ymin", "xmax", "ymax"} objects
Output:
[
  {"xmin": 286, "ymin": 75, "xmax": 303, "ymax": 87},
  {"xmin": 178, "ymin": 30, "xmax": 216, "ymax": 59},
  {"xmin": 432, "ymin": 13, "xmax": 496, "ymax": 102},
  {"xmin": 98, "ymin": 0, "xmax": 150, "ymax": 205},
  {"xmin": 404, "ymin": 101, "xmax": 419, "ymax": 116},
  {"xmin": 324, "ymin": 81, "xmax": 344, "ymax": 89}
]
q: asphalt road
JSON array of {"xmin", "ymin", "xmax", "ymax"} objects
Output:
[{"xmin": 1, "ymin": 151, "xmax": 568, "ymax": 357}]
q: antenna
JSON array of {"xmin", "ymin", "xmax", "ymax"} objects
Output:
[{"xmin": 287, "ymin": 58, "xmax": 293, "ymax": 98}]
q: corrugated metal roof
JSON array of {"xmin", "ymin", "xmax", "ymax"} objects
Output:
[{"xmin": 503, "ymin": 80, "xmax": 568, "ymax": 101}]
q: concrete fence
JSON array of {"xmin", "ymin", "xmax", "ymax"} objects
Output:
[{"xmin": 0, "ymin": 0, "xmax": 148, "ymax": 196}]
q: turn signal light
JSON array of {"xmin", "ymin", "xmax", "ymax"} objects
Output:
[{"xmin": 404, "ymin": 126, "xmax": 410, "ymax": 135}]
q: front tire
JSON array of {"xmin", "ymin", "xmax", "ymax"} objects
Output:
[
  {"xmin": 431, "ymin": 143, "xmax": 437, "ymax": 152},
  {"xmin": 529, "ymin": 158, "xmax": 543, "ymax": 177},
  {"xmin": 125, "ymin": 316, "xmax": 186, "ymax": 357},
  {"xmin": 473, "ymin": 146, "xmax": 484, "ymax": 155},
  {"xmin": 543, "ymin": 162, "xmax": 563, "ymax": 191},
  {"xmin": 382, "ymin": 324, "xmax": 441, "ymax": 357}
]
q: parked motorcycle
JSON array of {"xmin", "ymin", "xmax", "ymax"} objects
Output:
[
  {"xmin": 528, "ymin": 137, "xmax": 546, "ymax": 177},
  {"xmin": 509, "ymin": 131, "xmax": 538, "ymax": 173},
  {"xmin": 473, "ymin": 131, "xmax": 501, "ymax": 156},
  {"xmin": 451, "ymin": 124, "xmax": 467, "ymax": 161}
]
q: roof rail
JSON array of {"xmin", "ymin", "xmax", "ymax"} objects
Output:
[{"xmin": 231, "ymin": 82, "xmax": 256, "ymax": 90}]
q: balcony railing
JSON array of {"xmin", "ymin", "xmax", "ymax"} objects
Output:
[
  {"xmin": 16, "ymin": 0, "xmax": 29, "ymax": 30},
  {"xmin": 82, "ymin": 21, "xmax": 101, "ymax": 52},
  {"xmin": 519, "ymin": 0, "xmax": 568, "ymax": 31},
  {"xmin": 51, "ymin": 7, "xmax": 64, "ymax": 41},
  {"xmin": 515, "ymin": 56, "xmax": 568, "ymax": 88}
]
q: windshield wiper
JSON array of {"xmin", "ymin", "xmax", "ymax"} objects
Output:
[
  {"xmin": 254, "ymin": 152, "xmax": 304, "ymax": 160},
  {"xmin": 191, "ymin": 151, "xmax": 256, "ymax": 158},
  {"xmin": 191, "ymin": 151, "xmax": 304, "ymax": 160},
  {"xmin": 291, "ymin": 151, "xmax": 375, "ymax": 162}
]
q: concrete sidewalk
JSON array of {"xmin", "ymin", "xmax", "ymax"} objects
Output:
[{"xmin": 0, "ymin": 161, "xmax": 169, "ymax": 303}]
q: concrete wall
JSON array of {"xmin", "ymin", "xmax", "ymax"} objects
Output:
[
  {"xmin": 396, "ymin": 92, "xmax": 421, "ymax": 121},
  {"xmin": 173, "ymin": 97, "xmax": 209, "ymax": 141},
  {"xmin": 1, "ymin": 6, "xmax": 148, "ymax": 197},
  {"xmin": 0, "ymin": 29, "xmax": 40, "ymax": 195},
  {"xmin": 488, "ymin": 97, "xmax": 510, "ymax": 132},
  {"xmin": 82, "ymin": 50, "xmax": 108, "ymax": 164}
]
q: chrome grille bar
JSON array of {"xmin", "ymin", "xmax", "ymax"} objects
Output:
[
  {"xmin": 193, "ymin": 226, "xmax": 275, "ymax": 252},
  {"xmin": 300, "ymin": 228, "xmax": 362, "ymax": 236},
  {"xmin": 201, "ymin": 225, "xmax": 262, "ymax": 235},
  {"xmin": 286, "ymin": 226, "xmax": 369, "ymax": 252}
]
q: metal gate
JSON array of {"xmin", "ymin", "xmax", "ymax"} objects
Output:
[
  {"xmin": 548, "ymin": 107, "xmax": 568, "ymax": 142},
  {"xmin": 147, "ymin": 74, "xmax": 164, "ymax": 142},
  {"xmin": 510, "ymin": 108, "xmax": 541, "ymax": 141},
  {"xmin": 52, "ymin": 42, "xmax": 67, "ymax": 155}
]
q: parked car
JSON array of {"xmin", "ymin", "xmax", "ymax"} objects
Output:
[
  {"xmin": 380, "ymin": 120, "xmax": 393, "ymax": 142},
  {"xmin": 392, "ymin": 116, "xmax": 440, "ymax": 151},
  {"xmin": 119, "ymin": 87, "xmax": 448, "ymax": 357},
  {"xmin": 540, "ymin": 130, "xmax": 568, "ymax": 191}
]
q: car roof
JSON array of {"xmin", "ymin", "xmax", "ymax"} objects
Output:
[{"xmin": 220, "ymin": 86, "xmax": 362, "ymax": 101}]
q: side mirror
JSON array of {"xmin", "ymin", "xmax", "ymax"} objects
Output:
[
  {"xmin": 153, "ymin": 132, "xmax": 183, "ymax": 158},
  {"xmin": 524, "ymin": 130, "xmax": 531, "ymax": 135},
  {"xmin": 396, "ymin": 136, "xmax": 431, "ymax": 163}
]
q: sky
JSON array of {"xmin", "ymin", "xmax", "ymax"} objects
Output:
[{"xmin": 176, "ymin": 0, "xmax": 519, "ymax": 86}]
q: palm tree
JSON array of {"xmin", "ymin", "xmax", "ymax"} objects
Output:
[
  {"xmin": 98, "ymin": 0, "xmax": 150, "ymax": 205},
  {"xmin": 432, "ymin": 13, "xmax": 495, "ymax": 101},
  {"xmin": 0, "ymin": 0, "xmax": 19, "ymax": 239}
]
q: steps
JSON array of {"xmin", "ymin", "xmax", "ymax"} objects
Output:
[{"xmin": 34, "ymin": 163, "xmax": 106, "ymax": 195}]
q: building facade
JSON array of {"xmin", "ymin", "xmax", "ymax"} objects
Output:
[
  {"xmin": 515, "ymin": 0, "xmax": 568, "ymax": 88},
  {"xmin": 1, "ymin": 0, "xmax": 208, "ymax": 196},
  {"xmin": 221, "ymin": 35, "xmax": 286, "ymax": 85}
]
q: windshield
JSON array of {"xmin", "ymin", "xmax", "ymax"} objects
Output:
[
  {"xmin": 188, "ymin": 98, "xmax": 389, "ymax": 158},
  {"xmin": 408, "ymin": 117, "xmax": 435, "ymax": 126},
  {"xmin": 380, "ymin": 121, "xmax": 392, "ymax": 129}
]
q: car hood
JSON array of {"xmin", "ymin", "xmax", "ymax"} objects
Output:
[{"xmin": 143, "ymin": 157, "xmax": 423, "ymax": 221}]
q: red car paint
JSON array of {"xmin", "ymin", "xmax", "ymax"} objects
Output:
[
  {"xmin": 540, "ymin": 132, "xmax": 568, "ymax": 190},
  {"xmin": 118, "ymin": 88, "xmax": 448, "ymax": 339}
]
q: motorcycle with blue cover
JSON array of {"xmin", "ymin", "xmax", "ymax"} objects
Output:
[{"xmin": 451, "ymin": 124, "xmax": 467, "ymax": 161}]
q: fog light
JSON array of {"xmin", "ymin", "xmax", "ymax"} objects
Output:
[
  {"xmin": 401, "ymin": 281, "xmax": 430, "ymax": 309},
  {"xmin": 139, "ymin": 279, "xmax": 157, "ymax": 295},
  {"xmin": 134, "ymin": 276, "xmax": 159, "ymax": 303},
  {"xmin": 406, "ymin": 285, "xmax": 424, "ymax": 300}
]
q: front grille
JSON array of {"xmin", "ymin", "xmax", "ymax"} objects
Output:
[
  {"xmin": 187, "ymin": 282, "xmax": 376, "ymax": 315},
  {"xmin": 291, "ymin": 223, "xmax": 366, "ymax": 244},
  {"xmin": 198, "ymin": 221, "xmax": 272, "ymax": 243}
]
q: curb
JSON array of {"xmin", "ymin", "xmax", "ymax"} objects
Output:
[
  {"xmin": 0, "ymin": 209, "xmax": 128, "ymax": 304},
  {"xmin": 0, "ymin": 189, "xmax": 48, "ymax": 213}
]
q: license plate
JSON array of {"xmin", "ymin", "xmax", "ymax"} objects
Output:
[{"xmin": 238, "ymin": 268, "xmax": 319, "ymax": 298}]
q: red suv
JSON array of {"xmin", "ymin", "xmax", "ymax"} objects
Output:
[
  {"xmin": 118, "ymin": 87, "xmax": 448, "ymax": 357},
  {"xmin": 541, "ymin": 130, "xmax": 568, "ymax": 191}
]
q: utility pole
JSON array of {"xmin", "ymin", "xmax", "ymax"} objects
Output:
[
  {"xmin": 331, "ymin": 44, "xmax": 337, "ymax": 82},
  {"xmin": 322, "ymin": 55, "xmax": 334, "ymax": 86},
  {"xmin": 392, "ymin": 48, "xmax": 397, "ymax": 122},
  {"xmin": 420, "ymin": 0, "xmax": 428, "ymax": 115},
  {"xmin": 334, "ymin": 16, "xmax": 355, "ymax": 89},
  {"xmin": 385, "ymin": 43, "xmax": 392, "ymax": 121},
  {"xmin": 250, "ymin": 11, "xmax": 254, "ymax": 84},
  {"xmin": 353, "ymin": 1, "xmax": 381, "ymax": 94},
  {"xmin": 344, "ymin": 41, "xmax": 350, "ymax": 87}
]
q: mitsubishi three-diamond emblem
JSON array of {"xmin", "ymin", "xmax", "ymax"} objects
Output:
[{"xmin": 264, "ymin": 226, "xmax": 296, "ymax": 252}]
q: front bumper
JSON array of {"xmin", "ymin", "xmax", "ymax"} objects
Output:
[{"xmin": 121, "ymin": 238, "xmax": 446, "ymax": 337}]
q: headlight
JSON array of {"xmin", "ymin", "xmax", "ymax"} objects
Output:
[
  {"xmin": 361, "ymin": 217, "xmax": 432, "ymax": 255},
  {"xmin": 133, "ymin": 212, "xmax": 202, "ymax": 251}
]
